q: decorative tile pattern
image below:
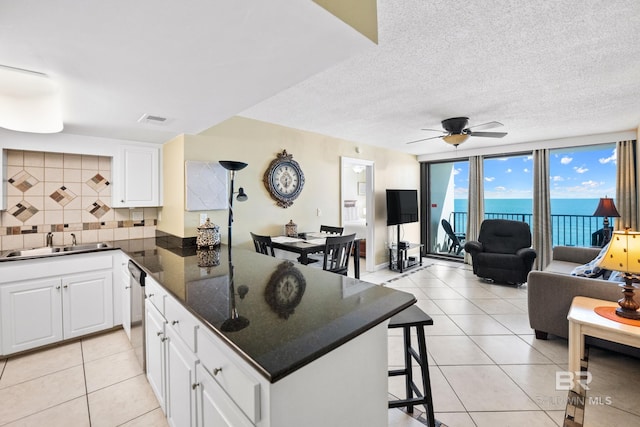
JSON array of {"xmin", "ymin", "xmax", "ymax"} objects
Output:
[
  {"xmin": 86, "ymin": 173, "xmax": 110, "ymax": 192},
  {"xmin": 8, "ymin": 201, "xmax": 39, "ymax": 222},
  {"xmin": 8, "ymin": 170, "xmax": 39, "ymax": 193},
  {"xmin": 50, "ymin": 186, "xmax": 77, "ymax": 207},
  {"xmin": 87, "ymin": 200, "xmax": 111, "ymax": 219}
]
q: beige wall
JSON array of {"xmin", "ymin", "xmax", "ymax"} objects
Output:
[{"xmin": 158, "ymin": 116, "xmax": 420, "ymax": 267}]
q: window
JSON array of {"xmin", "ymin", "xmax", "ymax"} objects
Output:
[
  {"xmin": 550, "ymin": 143, "xmax": 617, "ymax": 246},
  {"xmin": 483, "ymin": 154, "xmax": 533, "ymax": 227}
]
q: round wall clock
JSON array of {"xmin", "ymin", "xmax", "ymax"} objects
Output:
[
  {"xmin": 264, "ymin": 261, "xmax": 306, "ymax": 319},
  {"xmin": 263, "ymin": 150, "xmax": 305, "ymax": 208}
]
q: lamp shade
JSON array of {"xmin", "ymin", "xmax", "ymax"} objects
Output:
[
  {"xmin": 442, "ymin": 134, "xmax": 469, "ymax": 146},
  {"xmin": 598, "ymin": 230, "xmax": 640, "ymax": 275},
  {"xmin": 219, "ymin": 161, "xmax": 248, "ymax": 171},
  {"xmin": 593, "ymin": 197, "xmax": 620, "ymax": 218}
]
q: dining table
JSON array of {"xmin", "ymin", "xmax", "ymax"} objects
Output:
[{"xmin": 271, "ymin": 232, "xmax": 360, "ymax": 278}]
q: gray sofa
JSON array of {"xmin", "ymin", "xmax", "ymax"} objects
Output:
[{"xmin": 527, "ymin": 245, "xmax": 640, "ymax": 357}]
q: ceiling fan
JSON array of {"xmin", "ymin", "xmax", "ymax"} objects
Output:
[{"xmin": 406, "ymin": 117, "xmax": 507, "ymax": 146}]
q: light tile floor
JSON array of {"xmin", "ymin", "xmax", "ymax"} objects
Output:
[
  {"xmin": 2, "ymin": 257, "xmax": 639, "ymax": 426},
  {"xmin": 362, "ymin": 258, "xmax": 640, "ymax": 427}
]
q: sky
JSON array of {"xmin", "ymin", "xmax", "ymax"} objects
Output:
[{"xmin": 453, "ymin": 143, "xmax": 617, "ymax": 199}]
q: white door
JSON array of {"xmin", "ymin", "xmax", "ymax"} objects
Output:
[
  {"xmin": 146, "ymin": 303, "xmax": 167, "ymax": 412},
  {"xmin": 0, "ymin": 278, "xmax": 63, "ymax": 354},
  {"xmin": 341, "ymin": 157, "xmax": 375, "ymax": 273},
  {"xmin": 61, "ymin": 271, "xmax": 113, "ymax": 339},
  {"xmin": 165, "ymin": 325, "xmax": 198, "ymax": 427}
]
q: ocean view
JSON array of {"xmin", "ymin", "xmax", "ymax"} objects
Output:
[
  {"xmin": 452, "ymin": 198, "xmax": 605, "ymax": 246},
  {"xmin": 454, "ymin": 198, "xmax": 601, "ymax": 216}
]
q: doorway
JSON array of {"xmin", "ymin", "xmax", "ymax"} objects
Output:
[{"xmin": 341, "ymin": 157, "xmax": 374, "ymax": 272}]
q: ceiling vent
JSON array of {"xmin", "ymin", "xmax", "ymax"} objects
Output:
[{"xmin": 138, "ymin": 113, "xmax": 170, "ymax": 125}]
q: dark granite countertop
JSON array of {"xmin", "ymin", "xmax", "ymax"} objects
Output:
[{"xmin": 1, "ymin": 237, "xmax": 416, "ymax": 383}]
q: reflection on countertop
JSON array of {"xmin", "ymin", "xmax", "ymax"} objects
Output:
[{"xmin": 116, "ymin": 238, "xmax": 416, "ymax": 382}]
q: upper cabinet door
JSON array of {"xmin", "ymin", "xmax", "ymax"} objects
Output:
[{"xmin": 112, "ymin": 145, "xmax": 161, "ymax": 207}]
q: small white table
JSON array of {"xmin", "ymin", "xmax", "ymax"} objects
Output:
[{"xmin": 567, "ymin": 296, "xmax": 640, "ymax": 392}]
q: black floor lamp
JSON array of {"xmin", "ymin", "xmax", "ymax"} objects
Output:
[
  {"xmin": 219, "ymin": 161, "xmax": 248, "ymax": 249},
  {"xmin": 219, "ymin": 160, "xmax": 250, "ymax": 332}
]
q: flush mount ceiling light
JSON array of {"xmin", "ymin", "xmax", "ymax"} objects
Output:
[{"xmin": 0, "ymin": 65, "xmax": 63, "ymax": 133}]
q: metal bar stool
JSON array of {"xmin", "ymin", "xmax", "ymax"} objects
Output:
[{"xmin": 388, "ymin": 304, "xmax": 435, "ymax": 427}]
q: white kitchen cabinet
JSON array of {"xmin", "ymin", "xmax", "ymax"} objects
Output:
[
  {"xmin": 196, "ymin": 364, "xmax": 254, "ymax": 427},
  {"xmin": 165, "ymin": 323, "xmax": 198, "ymax": 427},
  {"xmin": 116, "ymin": 252, "xmax": 132, "ymax": 338},
  {"xmin": 61, "ymin": 271, "xmax": 113, "ymax": 339},
  {"xmin": 146, "ymin": 301, "xmax": 168, "ymax": 413},
  {"xmin": 0, "ymin": 278, "xmax": 64, "ymax": 353},
  {"xmin": 112, "ymin": 144, "xmax": 161, "ymax": 207},
  {"xmin": 146, "ymin": 279, "xmax": 200, "ymax": 427},
  {"xmin": 0, "ymin": 252, "xmax": 114, "ymax": 356},
  {"xmin": 0, "ymin": 271, "xmax": 112, "ymax": 354}
]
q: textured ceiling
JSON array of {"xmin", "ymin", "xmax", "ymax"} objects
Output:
[
  {"xmin": 241, "ymin": 0, "xmax": 640, "ymax": 156},
  {"xmin": 0, "ymin": 0, "xmax": 371, "ymax": 143},
  {"xmin": 1, "ymin": 1, "xmax": 639, "ymax": 158}
]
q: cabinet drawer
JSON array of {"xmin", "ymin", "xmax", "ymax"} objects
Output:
[
  {"xmin": 197, "ymin": 328, "xmax": 260, "ymax": 424},
  {"xmin": 197, "ymin": 364, "xmax": 254, "ymax": 427},
  {"xmin": 164, "ymin": 295, "xmax": 198, "ymax": 352},
  {"xmin": 145, "ymin": 278, "xmax": 167, "ymax": 314}
]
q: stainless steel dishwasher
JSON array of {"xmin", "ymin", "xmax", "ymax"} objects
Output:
[{"xmin": 128, "ymin": 260, "xmax": 146, "ymax": 371}]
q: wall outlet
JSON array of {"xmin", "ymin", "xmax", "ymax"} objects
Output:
[
  {"xmin": 199, "ymin": 213, "xmax": 207, "ymax": 225},
  {"xmin": 317, "ymin": 208, "xmax": 322, "ymax": 217},
  {"xmin": 132, "ymin": 209, "xmax": 144, "ymax": 221}
]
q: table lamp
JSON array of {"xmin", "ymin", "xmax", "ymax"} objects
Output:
[
  {"xmin": 597, "ymin": 229, "xmax": 640, "ymax": 320},
  {"xmin": 592, "ymin": 197, "xmax": 620, "ymax": 245}
]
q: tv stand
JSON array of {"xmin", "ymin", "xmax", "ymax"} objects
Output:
[{"xmin": 388, "ymin": 224, "xmax": 423, "ymax": 273}]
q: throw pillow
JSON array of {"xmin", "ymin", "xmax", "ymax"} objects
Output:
[{"xmin": 570, "ymin": 243, "xmax": 610, "ymax": 278}]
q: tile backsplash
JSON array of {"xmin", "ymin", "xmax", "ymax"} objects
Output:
[{"xmin": 0, "ymin": 149, "xmax": 158, "ymax": 251}]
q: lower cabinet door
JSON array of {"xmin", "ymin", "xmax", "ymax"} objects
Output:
[
  {"xmin": 146, "ymin": 303, "xmax": 167, "ymax": 412},
  {"xmin": 0, "ymin": 278, "xmax": 63, "ymax": 355},
  {"xmin": 196, "ymin": 365, "xmax": 254, "ymax": 427},
  {"xmin": 165, "ymin": 325, "xmax": 198, "ymax": 427},
  {"xmin": 61, "ymin": 271, "xmax": 113, "ymax": 339}
]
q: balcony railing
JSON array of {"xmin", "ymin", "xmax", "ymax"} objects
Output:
[{"xmin": 450, "ymin": 211, "xmax": 604, "ymax": 247}]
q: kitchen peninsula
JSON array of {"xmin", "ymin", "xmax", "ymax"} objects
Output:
[{"xmin": 121, "ymin": 239, "xmax": 416, "ymax": 427}]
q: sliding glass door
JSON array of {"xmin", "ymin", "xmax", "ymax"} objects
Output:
[{"xmin": 422, "ymin": 160, "xmax": 468, "ymax": 258}]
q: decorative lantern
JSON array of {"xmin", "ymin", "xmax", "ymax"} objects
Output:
[
  {"xmin": 196, "ymin": 218, "xmax": 221, "ymax": 248},
  {"xmin": 285, "ymin": 219, "xmax": 298, "ymax": 238}
]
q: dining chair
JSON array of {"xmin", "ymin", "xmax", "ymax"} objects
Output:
[
  {"xmin": 320, "ymin": 225, "xmax": 344, "ymax": 235},
  {"xmin": 250, "ymin": 232, "xmax": 275, "ymax": 257},
  {"xmin": 307, "ymin": 225, "xmax": 345, "ymax": 264},
  {"xmin": 322, "ymin": 233, "xmax": 356, "ymax": 276}
]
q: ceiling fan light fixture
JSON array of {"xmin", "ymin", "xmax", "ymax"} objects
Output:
[
  {"xmin": 0, "ymin": 65, "xmax": 63, "ymax": 134},
  {"xmin": 443, "ymin": 133, "xmax": 469, "ymax": 146}
]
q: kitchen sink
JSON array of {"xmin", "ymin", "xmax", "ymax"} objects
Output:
[
  {"xmin": 62, "ymin": 243, "xmax": 110, "ymax": 252},
  {"xmin": 1, "ymin": 242, "xmax": 112, "ymax": 259},
  {"xmin": 4, "ymin": 247, "xmax": 62, "ymax": 257}
]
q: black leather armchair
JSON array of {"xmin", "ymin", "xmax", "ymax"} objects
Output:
[{"xmin": 464, "ymin": 219, "xmax": 537, "ymax": 285}]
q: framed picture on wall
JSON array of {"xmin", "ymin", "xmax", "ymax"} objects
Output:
[{"xmin": 357, "ymin": 182, "xmax": 366, "ymax": 195}]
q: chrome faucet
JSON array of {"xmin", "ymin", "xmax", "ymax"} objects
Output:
[
  {"xmin": 71, "ymin": 233, "xmax": 77, "ymax": 246},
  {"xmin": 46, "ymin": 232, "xmax": 53, "ymax": 247}
]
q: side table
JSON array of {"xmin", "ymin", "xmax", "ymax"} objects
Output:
[{"xmin": 567, "ymin": 296, "xmax": 640, "ymax": 392}]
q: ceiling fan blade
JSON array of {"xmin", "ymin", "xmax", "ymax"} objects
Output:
[
  {"xmin": 405, "ymin": 135, "xmax": 444, "ymax": 144},
  {"xmin": 467, "ymin": 131, "xmax": 508, "ymax": 138},
  {"xmin": 420, "ymin": 128, "xmax": 446, "ymax": 133},
  {"xmin": 466, "ymin": 121, "xmax": 503, "ymax": 131}
]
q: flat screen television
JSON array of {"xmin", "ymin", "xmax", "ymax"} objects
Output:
[{"xmin": 386, "ymin": 189, "xmax": 418, "ymax": 226}]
